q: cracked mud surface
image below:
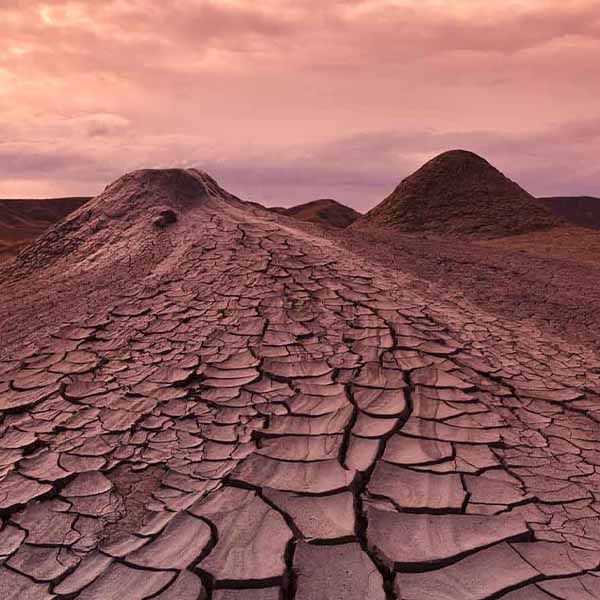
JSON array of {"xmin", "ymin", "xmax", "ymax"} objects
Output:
[
  {"xmin": 1, "ymin": 169, "xmax": 600, "ymax": 599},
  {"xmin": 335, "ymin": 226, "xmax": 600, "ymax": 353}
]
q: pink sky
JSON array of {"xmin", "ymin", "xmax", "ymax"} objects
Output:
[{"xmin": 1, "ymin": 0, "xmax": 599, "ymax": 209}]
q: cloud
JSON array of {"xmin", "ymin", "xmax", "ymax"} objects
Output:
[
  {"xmin": 208, "ymin": 121, "xmax": 600, "ymax": 208},
  {"xmin": 2, "ymin": 118, "xmax": 598, "ymax": 208},
  {"xmin": 75, "ymin": 113, "xmax": 132, "ymax": 138},
  {"xmin": 0, "ymin": 1, "xmax": 598, "ymax": 203}
]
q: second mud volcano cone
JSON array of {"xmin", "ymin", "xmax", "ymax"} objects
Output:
[{"xmin": 352, "ymin": 149, "xmax": 562, "ymax": 237}]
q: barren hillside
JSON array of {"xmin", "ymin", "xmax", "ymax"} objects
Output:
[
  {"xmin": 353, "ymin": 150, "xmax": 562, "ymax": 237},
  {"xmin": 543, "ymin": 195, "xmax": 600, "ymax": 229},
  {"xmin": 273, "ymin": 198, "xmax": 361, "ymax": 228},
  {"xmin": 0, "ymin": 197, "xmax": 90, "ymax": 261},
  {"xmin": 0, "ymin": 169, "xmax": 599, "ymax": 599}
]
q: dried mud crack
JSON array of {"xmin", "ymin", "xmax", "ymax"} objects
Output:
[{"xmin": 0, "ymin": 169, "xmax": 600, "ymax": 599}]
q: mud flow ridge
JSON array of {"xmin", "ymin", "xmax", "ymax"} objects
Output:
[{"xmin": 1, "ymin": 169, "xmax": 600, "ymax": 599}]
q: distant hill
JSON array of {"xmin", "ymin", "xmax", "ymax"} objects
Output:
[
  {"xmin": 352, "ymin": 150, "xmax": 562, "ymax": 237},
  {"xmin": 542, "ymin": 196, "xmax": 600, "ymax": 229},
  {"xmin": 272, "ymin": 199, "xmax": 361, "ymax": 228},
  {"xmin": 0, "ymin": 197, "xmax": 90, "ymax": 261}
]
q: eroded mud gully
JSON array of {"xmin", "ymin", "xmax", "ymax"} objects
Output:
[{"xmin": 1, "ymin": 171, "xmax": 600, "ymax": 599}]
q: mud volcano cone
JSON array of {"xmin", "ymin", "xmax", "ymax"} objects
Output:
[{"xmin": 353, "ymin": 149, "xmax": 562, "ymax": 237}]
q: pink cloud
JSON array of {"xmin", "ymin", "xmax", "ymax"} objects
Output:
[{"xmin": 0, "ymin": 1, "xmax": 598, "ymax": 204}]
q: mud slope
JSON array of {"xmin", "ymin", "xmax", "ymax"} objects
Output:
[
  {"xmin": 337, "ymin": 223, "xmax": 600, "ymax": 352},
  {"xmin": 273, "ymin": 198, "xmax": 361, "ymax": 228},
  {"xmin": 1, "ymin": 169, "xmax": 600, "ymax": 599},
  {"xmin": 543, "ymin": 195, "xmax": 600, "ymax": 229},
  {"xmin": 353, "ymin": 150, "xmax": 562, "ymax": 237},
  {"xmin": 0, "ymin": 196, "xmax": 89, "ymax": 261}
]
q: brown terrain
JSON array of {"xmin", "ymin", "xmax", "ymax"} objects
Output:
[
  {"xmin": 352, "ymin": 150, "xmax": 562, "ymax": 237},
  {"xmin": 0, "ymin": 196, "xmax": 358, "ymax": 265},
  {"xmin": 0, "ymin": 197, "xmax": 90, "ymax": 262},
  {"xmin": 341, "ymin": 150, "xmax": 600, "ymax": 351},
  {"xmin": 0, "ymin": 159, "xmax": 600, "ymax": 599},
  {"xmin": 272, "ymin": 199, "xmax": 361, "ymax": 228},
  {"xmin": 543, "ymin": 196, "xmax": 600, "ymax": 229}
]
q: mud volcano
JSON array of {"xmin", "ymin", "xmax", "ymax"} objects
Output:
[
  {"xmin": 0, "ymin": 168, "xmax": 599, "ymax": 599},
  {"xmin": 353, "ymin": 150, "xmax": 562, "ymax": 237}
]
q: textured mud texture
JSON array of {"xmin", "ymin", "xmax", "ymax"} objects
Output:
[
  {"xmin": 1, "ymin": 169, "xmax": 600, "ymax": 599},
  {"xmin": 352, "ymin": 150, "xmax": 562, "ymax": 237},
  {"xmin": 336, "ymin": 225, "xmax": 600, "ymax": 353}
]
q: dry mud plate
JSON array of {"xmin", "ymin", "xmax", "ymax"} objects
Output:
[{"xmin": 1, "ymin": 169, "xmax": 600, "ymax": 599}]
